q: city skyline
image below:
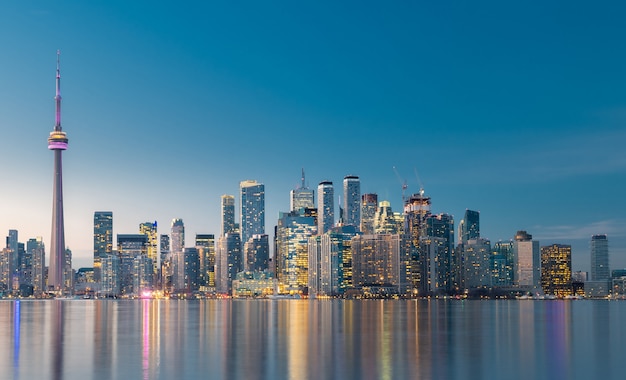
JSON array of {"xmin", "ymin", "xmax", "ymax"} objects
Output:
[{"xmin": 1, "ymin": 1, "xmax": 626, "ymax": 272}]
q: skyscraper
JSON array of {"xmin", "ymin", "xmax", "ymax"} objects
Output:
[
  {"xmin": 243, "ymin": 234, "xmax": 269, "ymax": 272},
  {"xmin": 541, "ymin": 244, "xmax": 572, "ymax": 297},
  {"xmin": 240, "ymin": 180, "xmax": 265, "ymax": 244},
  {"xmin": 360, "ymin": 193, "xmax": 378, "ymax": 234},
  {"xmin": 195, "ymin": 234, "xmax": 215, "ymax": 287},
  {"xmin": 117, "ymin": 234, "xmax": 148, "ymax": 295},
  {"xmin": 93, "ymin": 211, "xmax": 113, "ymax": 283},
  {"xmin": 7, "ymin": 230, "xmax": 18, "ymax": 287},
  {"xmin": 290, "ymin": 169, "xmax": 314, "ymax": 211},
  {"xmin": 48, "ymin": 51, "xmax": 69, "ymax": 293},
  {"xmin": 513, "ymin": 230, "xmax": 540, "ymax": 289},
  {"xmin": 170, "ymin": 219, "xmax": 185, "ymax": 292},
  {"xmin": 28, "ymin": 237, "xmax": 46, "ymax": 295},
  {"xmin": 220, "ymin": 195, "xmax": 236, "ymax": 237},
  {"xmin": 276, "ymin": 211, "xmax": 317, "ymax": 293},
  {"xmin": 590, "ymin": 234, "xmax": 609, "ymax": 281},
  {"xmin": 459, "ymin": 209, "xmax": 480, "ymax": 245},
  {"xmin": 317, "ymin": 181, "xmax": 334, "ymax": 234},
  {"xmin": 139, "ymin": 221, "xmax": 158, "ymax": 282},
  {"xmin": 343, "ymin": 175, "xmax": 361, "ymax": 229}
]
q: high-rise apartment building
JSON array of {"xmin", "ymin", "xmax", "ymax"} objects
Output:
[
  {"xmin": 170, "ymin": 219, "xmax": 185, "ymax": 292},
  {"xmin": 541, "ymin": 244, "xmax": 572, "ymax": 296},
  {"xmin": 195, "ymin": 234, "xmax": 216, "ymax": 287},
  {"xmin": 240, "ymin": 180, "xmax": 265, "ymax": 244},
  {"xmin": 360, "ymin": 193, "xmax": 378, "ymax": 234},
  {"xmin": 317, "ymin": 181, "xmax": 334, "ymax": 234},
  {"xmin": 290, "ymin": 169, "xmax": 314, "ymax": 211},
  {"xmin": 139, "ymin": 221, "xmax": 158, "ymax": 282},
  {"xmin": 276, "ymin": 210, "xmax": 317, "ymax": 293},
  {"xmin": 404, "ymin": 190, "xmax": 432, "ymax": 294},
  {"xmin": 7, "ymin": 230, "xmax": 18, "ymax": 288},
  {"xmin": 216, "ymin": 233, "xmax": 241, "ymax": 294},
  {"xmin": 492, "ymin": 241, "xmax": 514, "ymax": 287},
  {"xmin": 590, "ymin": 234, "xmax": 609, "ymax": 281},
  {"xmin": 28, "ymin": 237, "xmax": 46, "ymax": 295},
  {"xmin": 117, "ymin": 234, "xmax": 148, "ymax": 295},
  {"xmin": 513, "ymin": 230, "xmax": 540, "ymax": 289},
  {"xmin": 243, "ymin": 234, "xmax": 269, "ymax": 272},
  {"xmin": 221, "ymin": 195, "xmax": 236, "ymax": 237},
  {"xmin": 462, "ymin": 238, "xmax": 492, "ymax": 289},
  {"xmin": 374, "ymin": 201, "xmax": 404, "ymax": 234},
  {"xmin": 351, "ymin": 234, "xmax": 403, "ymax": 293},
  {"xmin": 343, "ymin": 175, "xmax": 361, "ymax": 229},
  {"xmin": 93, "ymin": 211, "xmax": 113, "ymax": 283}
]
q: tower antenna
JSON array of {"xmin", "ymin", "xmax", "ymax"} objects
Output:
[{"xmin": 55, "ymin": 50, "xmax": 62, "ymax": 130}]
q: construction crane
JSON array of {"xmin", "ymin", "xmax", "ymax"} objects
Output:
[{"xmin": 392, "ymin": 166, "xmax": 408, "ymax": 206}]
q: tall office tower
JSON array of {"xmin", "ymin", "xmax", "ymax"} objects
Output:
[
  {"xmin": 461, "ymin": 238, "xmax": 492, "ymax": 290},
  {"xmin": 221, "ymin": 195, "xmax": 236, "ymax": 237},
  {"xmin": 216, "ymin": 233, "xmax": 242, "ymax": 294},
  {"xmin": 360, "ymin": 193, "xmax": 378, "ymax": 234},
  {"xmin": 244, "ymin": 234, "xmax": 269, "ymax": 272},
  {"xmin": 133, "ymin": 254, "xmax": 154, "ymax": 296},
  {"xmin": 0, "ymin": 247, "xmax": 10, "ymax": 290},
  {"xmin": 170, "ymin": 219, "xmax": 185, "ymax": 292},
  {"xmin": 404, "ymin": 190, "xmax": 432, "ymax": 294},
  {"xmin": 139, "ymin": 221, "xmax": 158, "ymax": 281},
  {"xmin": 93, "ymin": 211, "xmax": 113, "ymax": 283},
  {"xmin": 317, "ymin": 181, "xmax": 334, "ymax": 234},
  {"xmin": 541, "ymin": 244, "xmax": 572, "ymax": 297},
  {"xmin": 351, "ymin": 234, "xmax": 403, "ymax": 293},
  {"xmin": 513, "ymin": 230, "xmax": 540, "ymax": 289},
  {"xmin": 421, "ymin": 213, "xmax": 456, "ymax": 295},
  {"xmin": 48, "ymin": 51, "xmax": 69, "ymax": 293},
  {"xmin": 159, "ymin": 234, "xmax": 170, "ymax": 290},
  {"xmin": 240, "ymin": 180, "xmax": 265, "ymax": 244},
  {"xmin": 590, "ymin": 234, "xmax": 609, "ymax": 281},
  {"xmin": 290, "ymin": 169, "xmax": 315, "ymax": 211},
  {"xmin": 492, "ymin": 241, "xmax": 514, "ymax": 287},
  {"xmin": 117, "ymin": 234, "xmax": 148, "ymax": 295},
  {"xmin": 64, "ymin": 247, "xmax": 73, "ymax": 293},
  {"xmin": 195, "ymin": 234, "xmax": 215, "ymax": 287},
  {"xmin": 343, "ymin": 175, "xmax": 361, "ymax": 229},
  {"xmin": 307, "ymin": 225, "xmax": 357, "ymax": 297},
  {"xmin": 374, "ymin": 201, "xmax": 404, "ymax": 234},
  {"xmin": 7, "ymin": 230, "xmax": 18, "ymax": 287},
  {"xmin": 276, "ymin": 210, "xmax": 317, "ymax": 293},
  {"xmin": 28, "ymin": 237, "xmax": 46, "ymax": 295},
  {"xmin": 101, "ymin": 253, "xmax": 120, "ymax": 297},
  {"xmin": 182, "ymin": 247, "xmax": 200, "ymax": 292},
  {"xmin": 459, "ymin": 209, "xmax": 480, "ymax": 245}
]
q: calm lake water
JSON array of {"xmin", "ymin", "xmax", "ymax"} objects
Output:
[{"xmin": 0, "ymin": 299, "xmax": 624, "ymax": 380}]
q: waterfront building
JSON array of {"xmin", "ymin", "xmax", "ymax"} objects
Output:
[
  {"xmin": 0, "ymin": 248, "xmax": 11, "ymax": 293},
  {"xmin": 133, "ymin": 254, "xmax": 154, "ymax": 296},
  {"xmin": 492, "ymin": 241, "xmax": 514, "ymax": 287},
  {"xmin": 170, "ymin": 219, "xmax": 185, "ymax": 292},
  {"xmin": 64, "ymin": 248, "xmax": 73, "ymax": 294},
  {"xmin": 424, "ymin": 213, "xmax": 456, "ymax": 294},
  {"xmin": 221, "ymin": 195, "xmax": 236, "ymax": 236},
  {"xmin": 308, "ymin": 226, "xmax": 357, "ymax": 297},
  {"xmin": 93, "ymin": 211, "xmax": 113, "ymax": 283},
  {"xmin": 101, "ymin": 253, "xmax": 120, "ymax": 297},
  {"xmin": 360, "ymin": 193, "xmax": 378, "ymax": 234},
  {"xmin": 47, "ymin": 52, "xmax": 69, "ymax": 294},
  {"xmin": 275, "ymin": 210, "xmax": 317, "ymax": 293},
  {"xmin": 512, "ymin": 231, "xmax": 541, "ymax": 290},
  {"xmin": 183, "ymin": 247, "xmax": 200, "ymax": 292},
  {"xmin": 216, "ymin": 232, "xmax": 242, "ymax": 294},
  {"xmin": 117, "ymin": 234, "xmax": 148, "ymax": 295},
  {"xmin": 351, "ymin": 234, "xmax": 403, "ymax": 296},
  {"xmin": 404, "ymin": 190, "xmax": 431, "ymax": 294},
  {"xmin": 7, "ymin": 230, "xmax": 18, "ymax": 287},
  {"xmin": 290, "ymin": 169, "xmax": 314, "ymax": 211},
  {"xmin": 317, "ymin": 181, "xmax": 334, "ymax": 234},
  {"xmin": 591, "ymin": 234, "xmax": 609, "ymax": 281},
  {"xmin": 540, "ymin": 244, "xmax": 572, "ymax": 297},
  {"xmin": 159, "ymin": 234, "xmax": 170, "ymax": 290},
  {"xmin": 240, "ymin": 180, "xmax": 265, "ymax": 244},
  {"xmin": 459, "ymin": 210, "xmax": 480, "ymax": 245},
  {"xmin": 139, "ymin": 221, "xmax": 158, "ymax": 282},
  {"xmin": 195, "ymin": 234, "xmax": 215, "ymax": 287},
  {"xmin": 462, "ymin": 238, "xmax": 492, "ymax": 289},
  {"xmin": 232, "ymin": 270, "xmax": 274, "ymax": 297},
  {"xmin": 28, "ymin": 237, "xmax": 46, "ymax": 295},
  {"xmin": 343, "ymin": 175, "xmax": 361, "ymax": 229},
  {"xmin": 243, "ymin": 234, "xmax": 269, "ymax": 272}
]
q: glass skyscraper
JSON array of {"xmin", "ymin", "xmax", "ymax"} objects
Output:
[
  {"xmin": 93, "ymin": 211, "xmax": 113, "ymax": 283},
  {"xmin": 220, "ymin": 195, "xmax": 236, "ymax": 237},
  {"xmin": 317, "ymin": 181, "xmax": 334, "ymax": 234},
  {"xmin": 343, "ymin": 175, "xmax": 361, "ymax": 229},
  {"xmin": 541, "ymin": 244, "xmax": 572, "ymax": 296},
  {"xmin": 290, "ymin": 169, "xmax": 314, "ymax": 211},
  {"xmin": 240, "ymin": 180, "xmax": 265, "ymax": 244},
  {"xmin": 591, "ymin": 234, "xmax": 609, "ymax": 281}
]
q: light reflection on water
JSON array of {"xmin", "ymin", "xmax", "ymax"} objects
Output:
[{"xmin": 0, "ymin": 299, "xmax": 624, "ymax": 380}]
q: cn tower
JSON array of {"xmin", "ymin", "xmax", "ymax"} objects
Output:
[{"xmin": 48, "ymin": 50, "xmax": 68, "ymax": 293}]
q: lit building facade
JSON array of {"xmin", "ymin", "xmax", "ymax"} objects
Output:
[
  {"xmin": 317, "ymin": 181, "xmax": 334, "ymax": 234},
  {"xmin": 139, "ymin": 221, "xmax": 158, "ymax": 282},
  {"xmin": 170, "ymin": 219, "xmax": 185, "ymax": 292},
  {"xmin": 513, "ymin": 230, "xmax": 541, "ymax": 289},
  {"xmin": 221, "ymin": 195, "xmax": 236, "ymax": 236},
  {"xmin": 591, "ymin": 234, "xmax": 609, "ymax": 281},
  {"xmin": 93, "ymin": 211, "xmax": 113, "ymax": 283},
  {"xmin": 308, "ymin": 226, "xmax": 357, "ymax": 297},
  {"xmin": 276, "ymin": 211, "xmax": 317, "ymax": 293},
  {"xmin": 243, "ymin": 234, "xmax": 269, "ymax": 272},
  {"xmin": 540, "ymin": 244, "xmax": 572, "ymax": 297},
  {"xmin": 351, "ymin": 234, "xmax": 403, "ymax": 294},
  {"xmin": 492, "ymin": 241, "xmax": 514, "ymax": 287},
  {"xmin": 290, "ymin": 169, "xmax": 314, "ymax": 211},
  {"xmin": 195, "ymin": 234, "xmax": 215, "ymax": 287},
  {"xmin": 216, "ymin": 233, "xmax": 242, "ymax": 294},
  {"xmin": 360, "ymin": 193, "xmax": 378, "ymax": 234},
  {"xmin": 28, "ymin": 237, "xmax": 46, "ymax": 295},
  {"xmin": 343, "ymin": 175, "xmax": 361, "ymax": 229},
  {"xmin": 117, "ymin": 234, "xmax": 148, "ymax": 295},
  {"xmin": 240, "ymin": 180, "xmax": 265, "ymax": 244},
  {"xmin": 374, "ymin": 201, "xmax": 404, "ymax": 234},
  {"xmin": 462, "ymin": 238, "xmax": 492, "ymax": 289}
]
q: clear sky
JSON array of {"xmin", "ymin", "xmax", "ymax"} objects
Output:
[{"xmin": 1, "ymin": 1, "xmax": 625, "ymax": 271}]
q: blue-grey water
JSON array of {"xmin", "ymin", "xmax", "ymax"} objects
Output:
[{"xmin": 0, "ymin": 299, "xmax": 624, "ymax": 380}]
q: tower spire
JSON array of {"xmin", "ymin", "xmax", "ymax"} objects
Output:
[
  {"xmin": 55, "ymin": 50, "xmax": 62, "ymax": 131},
  {"xmin": 301, "ymin": 168, "xmax": 305, "ymax": 189}
]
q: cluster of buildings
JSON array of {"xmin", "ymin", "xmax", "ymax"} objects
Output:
[{"xmin": 2, "ymin": 173, "xmax": 621, "ymax": 299}]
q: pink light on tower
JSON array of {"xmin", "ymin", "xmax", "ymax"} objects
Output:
[{"xmin": 47, "ymin": 50, "xmax": 69, "ymax": 294}]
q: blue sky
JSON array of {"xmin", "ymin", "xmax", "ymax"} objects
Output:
[{"xmin": 1, "ymin": 1, "xmax": 625, "ymax": 271}]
